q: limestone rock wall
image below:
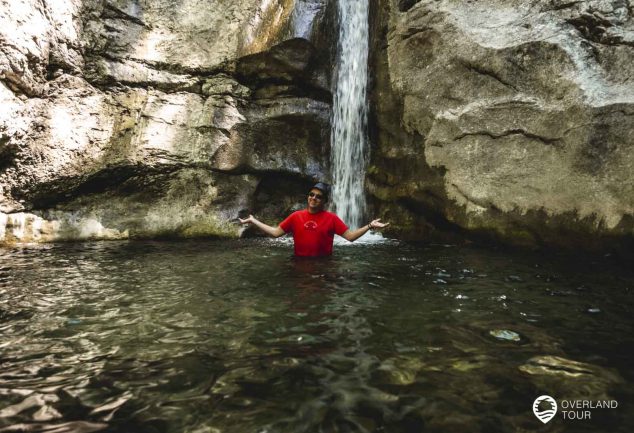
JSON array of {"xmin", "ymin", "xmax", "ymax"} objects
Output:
[
  {"xmin": 0, "ymin": 0, "xmax": 334, "ymax": 243},
  {"xmin": 3, "ymin": 0, "xmax": 633, "ymax": 250},
  {"xmin": 369, "ymin": 0, "xmax": 634, "ymax": 250}
]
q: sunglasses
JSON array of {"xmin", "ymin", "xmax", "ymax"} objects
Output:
[{"xmin": 308, "ymin": 192, "xmax": 324, "ymax": 200}]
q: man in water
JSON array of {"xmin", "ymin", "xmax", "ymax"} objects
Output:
[{"xmin": 238, "ymin": 182, "xmax": 389, "ymax": 257}]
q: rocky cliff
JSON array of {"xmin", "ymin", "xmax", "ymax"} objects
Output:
[
  {"xmin": 0, "ymin": 0, "xmax": 334, "ymax": 242},
  {"xmin": 2, "ymin": 0, "xmax": 633, "ymax": 252},
  {"xmin": 369, "ymin": 0, "xmax": 634, "ymax": 251}
]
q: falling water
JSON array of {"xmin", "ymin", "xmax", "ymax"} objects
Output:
[{"xmin": 330, "ymin": 0, "xmax": 369, "ymax": 229}]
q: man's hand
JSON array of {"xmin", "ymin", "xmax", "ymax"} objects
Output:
[
  {"xmin": 238, "ymin": 215, "xmax": 255, "ymax": 225},
  {"xmin": 238, "ymin": 214, "xmax": 285, "ymax": 238},
  {"xmin": 368, "ymin": 219, "xmax": 389, "ymax": 229},
  {"xmin": 342, "ymin": 218, "xmax": 390, "ymax": 242}
]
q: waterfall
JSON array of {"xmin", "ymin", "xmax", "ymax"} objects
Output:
[{"xmin": 330, "ymin": 0, "xmax": 369, "ymax": 229}]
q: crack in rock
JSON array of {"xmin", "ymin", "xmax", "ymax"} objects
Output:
[{"xmin": 454, "ymin": 129, "xmax": 562, "ymax": 145}]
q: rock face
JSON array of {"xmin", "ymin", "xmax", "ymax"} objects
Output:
[
  {"xmin": 0, "ymin": 0, "xmax": 333, "ymax": 242},
  {"xmin": 2, "ymin": 0, "xmax": 633, "ymax": 251},
  {"xmin": 369, "ymin": 0, "xmax": 634, "ymax": 250}
]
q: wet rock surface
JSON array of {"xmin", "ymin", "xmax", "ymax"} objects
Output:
[
  {"xmin": 0, "ymin": 0, "xmax": 334, "ymax": 242},
  {"xmin": 369, "ymin": 0, "xmax": 634, "ymax": 251}
]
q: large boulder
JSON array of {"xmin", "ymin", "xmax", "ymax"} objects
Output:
[
  {"xmin": 369, "ymin": 0, "xmax": 634, "ymax": 251},
  {"xmin": 0, "ymin": 0, "xmax": 334, "ymax": 243}
]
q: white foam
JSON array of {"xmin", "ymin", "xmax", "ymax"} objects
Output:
[
  {"xmin": 0, "ymin": 212, "xmax": 7, "ymax": 241},
  {"xmin": 334, "ymin": 231, "xmax": 389, "ymax": 246},
  {"xmin": 270, "ymin": 231, "xmax": 392, "ymax": 249}
]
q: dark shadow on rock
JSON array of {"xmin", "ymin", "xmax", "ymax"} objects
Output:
[{"xmin": 236, "ymin": 38, "xmax": 332, "ymax": 103}]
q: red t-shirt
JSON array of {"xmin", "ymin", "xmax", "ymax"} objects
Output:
[{"xmin": 279, "ymin": 210, "xmax": 349, "ymax": 256}]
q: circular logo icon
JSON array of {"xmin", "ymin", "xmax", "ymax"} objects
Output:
[
  {"xmin": 304, "ymin": 220, "xmax": 318, "ymax": 231},
  {"xmin": 533, "ymin": 395, "xmax": 557, "ymax": 424}
]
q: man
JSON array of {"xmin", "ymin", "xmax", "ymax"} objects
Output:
[{"xmin": 238, "ymin": 182, "xmax": 389, "ymax": 257}]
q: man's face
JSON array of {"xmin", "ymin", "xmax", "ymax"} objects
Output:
[{"xmin": 307, "ymin": 188, "xmax": 326, "ymax": 211}]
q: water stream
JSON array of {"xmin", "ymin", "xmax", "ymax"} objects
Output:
[
  {"xmin": 1, "ymin": 239, "xmax": 632, "ymax": 432},
  {"xmin": 330, "ymin": 0, "xmax": 370, "ymax": 229}
]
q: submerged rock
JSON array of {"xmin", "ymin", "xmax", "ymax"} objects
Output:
[
  {"xmin": 489, "ymin": 329, "xmax": 522, "ymax": 343},
  {"xmin": 519, "ymin": 355, "xmax": 623, "ymax": 400},
  {"xmin": 376, "ymin": 355, "xmax": 424, "ymax": 385}
]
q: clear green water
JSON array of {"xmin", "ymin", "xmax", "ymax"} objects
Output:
[{"xmin": 0, "ymin": 239, "xmax": 632, "ymax": 433}]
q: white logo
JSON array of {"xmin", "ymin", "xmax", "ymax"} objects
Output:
[{"xmin": 533, "ymin": 395, "xmax": 557, "ymax": 424}]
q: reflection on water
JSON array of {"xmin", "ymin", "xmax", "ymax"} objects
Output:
[{"xmin": 0, "ymin": 239, "xmax": 633, "ymax": 433}]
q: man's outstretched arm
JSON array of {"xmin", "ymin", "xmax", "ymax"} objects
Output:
[
  {"xmin": 342, "ymin": 219, "xmax": 389, "ymax": 242},
  {"xmin": 239, "ymin": 215, "xmax": 285, "ymax": 238}
]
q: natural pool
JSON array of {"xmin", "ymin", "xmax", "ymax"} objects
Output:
[{"xmin": 0, "ymin": 238, "xmax": 632, "ymax": 433}]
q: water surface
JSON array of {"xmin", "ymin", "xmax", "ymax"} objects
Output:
[{"xmin": 1, "ymin": 239, "xmax": 632, "ymax": 433}]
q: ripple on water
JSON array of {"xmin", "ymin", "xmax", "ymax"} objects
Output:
[{"xmin": 0, "ymin": 240, "xmax": 632, "ymax": 432}]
